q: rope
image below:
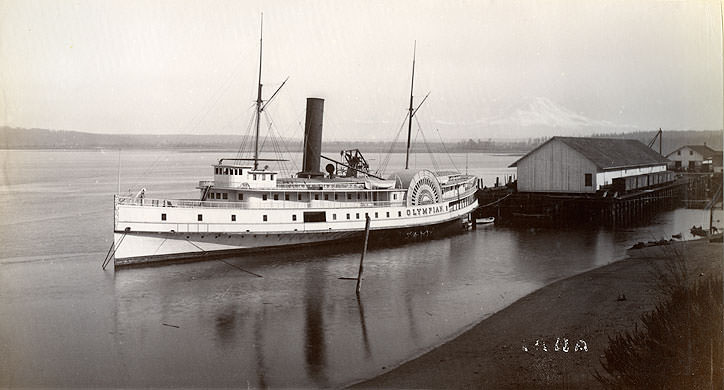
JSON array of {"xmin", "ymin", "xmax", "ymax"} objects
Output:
[
  {"xmin": 101, "ymin": 231, "xmax": 128, "ymax": 270},
  {"xmin": 435, "ymin": 128, "xmax": 458, "ymax": 172},
  {"xmin": 377, "ymin": 111, "xmax": 409, "ymax": 175},
  {"xmin": 414, "ymin": 115, "xmax": 439, "ymax": 171},
  {"xmin": 478, "ymin": 193, "xmax": 512, "ymax": 208}
]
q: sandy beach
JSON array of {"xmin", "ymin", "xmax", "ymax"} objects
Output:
[{"xmin": 353, "ymin": 239, "xmax": 722, "ymax": 389}]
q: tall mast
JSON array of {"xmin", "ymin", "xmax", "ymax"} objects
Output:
[
  {"xmin": 253, "ymin": 13, "xmax": 264, "ymax": 170},
  {"xmin": 404, "ymin": 41, "xmax": 416, "ymax": 170}
]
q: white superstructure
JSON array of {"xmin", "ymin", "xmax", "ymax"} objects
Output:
[{"xmin": 113, "ymin": 166, "xmax": 477, "ymax": 265}]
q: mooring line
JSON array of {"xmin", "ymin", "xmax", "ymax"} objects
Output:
[
  {"xmin": 217, "ymin": 259, "xmax": 263, "ymax": 278},
  {"xmin": 102, "ymin": 231, "xmax": 128, "ymax": 270}
]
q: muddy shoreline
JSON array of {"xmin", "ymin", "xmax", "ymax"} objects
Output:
[{"xmin": 352, "ymin": 239, "xmax": 722, "ymax": 389}]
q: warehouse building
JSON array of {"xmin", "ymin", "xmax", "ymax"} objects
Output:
[
  {"xmin": 666, "ymin": 144, "xmax": 722, "ymax": 172},
  {"xmin": 510, "ymin": 137, "xmax": 671, "ymax": 193}
]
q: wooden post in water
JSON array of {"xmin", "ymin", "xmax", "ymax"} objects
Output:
[{"xmin": 356, "ymin": 215, "xmax": 371, "ymax": 295}]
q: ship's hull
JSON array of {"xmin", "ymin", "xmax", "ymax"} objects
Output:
[{"xmin": 113, "ymin": 204, "xmax": 475, "ymax": 267}]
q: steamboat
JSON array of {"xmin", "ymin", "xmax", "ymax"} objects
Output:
[{"xmin": 111, "ymin": 37, "xmax": 478, "ymax": 267}]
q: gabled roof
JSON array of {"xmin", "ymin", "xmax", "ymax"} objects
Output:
[
  {"xmin": 666, "ymin": 144, "xmax": 719, "ymax": 158},
  {"xmin": 509, "ymin": 136, "xmax": 670, "ymax": 170}
]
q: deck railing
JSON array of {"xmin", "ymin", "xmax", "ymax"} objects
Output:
[
  {"xmin": 116, "ymin": 196, "xmax": 406, "ymax": 210},
  {"xmin": 115, "ymin": 186, "xmax": 477, "ymax": 211}
]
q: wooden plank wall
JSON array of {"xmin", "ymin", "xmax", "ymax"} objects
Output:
[{"xmin": 516, "ymin": 140, "xmax": 597, "ymax": 193}]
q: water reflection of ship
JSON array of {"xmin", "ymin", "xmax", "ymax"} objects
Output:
[{"xmin": 304, "ymin": 264, "xmax": 328, "ymax": 386}]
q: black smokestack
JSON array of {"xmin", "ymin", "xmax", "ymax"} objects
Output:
[{"xmin": 298, "ymin": 97, "xmax": 325, "ymax": 179}]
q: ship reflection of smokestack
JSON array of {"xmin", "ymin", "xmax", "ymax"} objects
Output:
[{"xmin": 304, "ymin": 265, "xmax": 327, "ymax": 385}]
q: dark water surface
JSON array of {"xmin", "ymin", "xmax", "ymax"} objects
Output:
[{"xmin": 0, "ymin": 150, "xmax": 718, "ymax": 387}]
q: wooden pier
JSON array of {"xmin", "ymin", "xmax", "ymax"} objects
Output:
[{"xmin": 475, "ymin": 177, "xmax": 695, "ymax": 228}]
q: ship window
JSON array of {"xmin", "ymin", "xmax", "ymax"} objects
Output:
[
  {"xmin": 161, "ymin": 213, "xmax": 166, "ymax": 221},
  {"xmin": 324, "ymin": 194, "xmax": 329, "ymax": 200},
  {"xmin": 198, "ymin": 214, "xmax": 203, "ymax": 221},
  {"xmin": 263, "ymin": 215, "xmax": 267, "ymax": 222},
  {"xmin": 263, "ymin": 194, "xmax": 268, "ymax": 201},
  {"xmin": 375, "ymin": 212, "xmax": 378, "ymax": 218},
  {"xmin": 271, "ymin": 174, "xmax": 275, "ymax": 180},
  {"xmin": 346, "ymin": 213, "xmax": 350, "ymax": 220},
  {"xmin": 285, "ymin": 194, "xmax": 290, "ymax": 200},
  {"xmin": 253, "ymin": 174, "xmax": 257, "ymax": 180},
  {"xmin": 231, "ymin": 214, "xmax": 236, "ymax": 222},
  {"xmin": 347, "ymin": 194, "xmax": 352, "ymax": 200},
  {"xmin": 215, "ymin": 168, "xmax": 219, "ymax": 174},
  {"xmin": 357, "ymin": 193, "xmax": 360, "ymax": 199},
  {"xmin": 292, "ymin": 215, "xmax": 297, "ymax": 221},
  {"xmin": 356, "ymin": 213, "xmax": 360, "ymax": 219},
  {"xmin": 298, "ymin": 194, "xmax": 302, "ymax": 201},
  {"xmin": 274, "ymin": 194, "xmax": 279, "ymax": 200},
  {"xmin": 222, "ymin": 193, "xmax": 228, "ymax": 199},
  {"xmin": 224, "ymin": 168, "xmax": 228, "ymax": 174},
  {"xmin": 314, "ymin": 194, "xmax": 319, "ymax": 200},
  {"xmin": 393, "ymin": 193, "xmax": 397, "ymax": 200},
  {"xmin": 398, "ymin": 211, "xmax": 402, "ymax": 217},
  {"xmin": 333, "ymin": 214, "xmax": 337, "ymax": 220},
  {"xmin": 386, "ymin": 212, "xmax": 390, "ymax": 218},
  {"xmin": 585, "ymin": 173, "xmax": 592, "ymax": 187},
  {"xmin": 262, "ymin": 174, "xmax": 265, "ymax": 180},
  {"xmin": 303, "ymin": 211, "xmax": 326, "ymax": 222},
  {"xmin": 238, "ymin": 193, "xmax": 243, "ymax": 200}
]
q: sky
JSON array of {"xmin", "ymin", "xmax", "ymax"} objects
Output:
[{"xmin": 0, "ymin": 0, "xmax": 722, "ymax": 141}]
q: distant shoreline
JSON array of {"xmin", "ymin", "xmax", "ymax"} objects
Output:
[{"xmin": 0, "ymin": 147, "xmax": 528, "ymax": 154}]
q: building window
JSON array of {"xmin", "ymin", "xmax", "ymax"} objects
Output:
[
  {"xmin": 292, "ymin": 215, "xmax": 297, "ymax": 221},
  {"xmin": 198, "ymin": 214, "xmax": 203, "ymax": 221},
  {"xmin": 161, "ymin": 213, "xmax": 166, "ymax": 221},
  {"xmin": 262, "ymin": 194, "xmax": 268, "ymax": 201},
  {"xmin": 263, "ymin": 215, "xmax": 268, "ymax": 222},
  {"xmin": 222, "ymin": 193, "xmax": 228, "ymax": 199},
  {"xmin": 585, "ymin": 173, "xmax": 592, "ymax": 187},
  {"xmin": 238, "ymin": 193, "xmax": 243, "ymax": 200},
  {"xmin": 274, "ymin": 194, "xmax": 279, "ymax": 200},
  {"xmin": 677, "ymin": 150, "xmax": 681, "ymax": 155},
  {"xmin": 231, "ymin": 214, "xmax": 236, "ymax": 222},
  {"xmin": 285, "ymin": 194, "xmax": 290, "ymax": 200},
  {"xmin": 689, "ymin": 150, "xmax": 693, "ymax": 156}
]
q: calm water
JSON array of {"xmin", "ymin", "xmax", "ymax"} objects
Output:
[{"xmin": 0, "ymin": 149, "xmax": 719, "ymax": 388}]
